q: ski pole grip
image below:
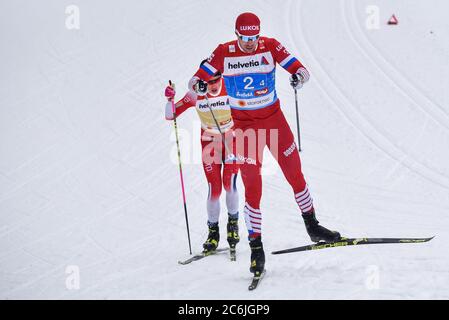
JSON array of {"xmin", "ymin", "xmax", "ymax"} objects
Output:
[{"xmin": 166, "ymin": 80, "xmax": 176, "ymax": 115}]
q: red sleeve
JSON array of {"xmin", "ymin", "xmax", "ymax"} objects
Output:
[
  {"xmin": 193, "ymin": 44, "xmax": 225, "ymax": 81},
  {"xmin": 174, "ymin": 91, "xmax": 197, "ymax": 117},
  {"xmin": 268, "ymin": 38, "xmax": 306, "ymax": 75}
]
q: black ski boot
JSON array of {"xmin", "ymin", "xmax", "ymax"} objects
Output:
[
  {"xmin": 302, "ymin": 209, "xmax": 341, "ymax": 243},
  {"xmin": 227, "ymin": 216, "xmax": 240, "ymax": 248},
  {"xmin": 249, "ymin": 236, "xmax": 265, "ymax": 275},
  {"xmin": 203, "ymin": 223, "xmax": 219, "ymax": 255}
]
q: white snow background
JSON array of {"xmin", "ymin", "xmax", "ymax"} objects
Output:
[{"xmin": 1, "ymin": 0, "xmax": 448, "ymax": 299}]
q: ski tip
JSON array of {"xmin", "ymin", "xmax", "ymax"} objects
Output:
[{"xmin": 403, "ymin": 236, "xmax": 435, "ymax": 243}]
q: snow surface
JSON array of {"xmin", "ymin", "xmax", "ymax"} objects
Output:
[{"xmin": 1, "ymin": 0, "xmax": 448, "ymax": 299}]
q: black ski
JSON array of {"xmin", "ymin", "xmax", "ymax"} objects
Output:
[
  {"xmin": 272, "ymin": 236, "xmax": 434, "ymax": 255},
  {"xmin": 178, "ymin": 248, "xmax": 229, "ymax": 265},
  {"xmin": 248, "ymin": 269, "xmax": 266, "ymax": 291}
]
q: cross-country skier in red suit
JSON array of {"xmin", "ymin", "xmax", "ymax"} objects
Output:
[
  {"xmin": 165, "ymin": 67, "xmax": 240, "ymax": 255},
  {"xmin": 189, "ymin": 13, "xmax": 341, "ymax": 276}
]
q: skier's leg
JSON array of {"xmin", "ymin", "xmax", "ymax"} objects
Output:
[
  {"xmin": 222, "ymin": 132, "xmax": 240, "ymax": 247},
  {"xmin": 201, "ymin": 134, "xmax": 223, "ymax": 252},
  {"xmin": 235, "ymin": 125, "xmax": 266, "ymax": 274},
  {"xmin": 222, "ymin": 132, "xmax": 239, "ymax": 216},
  {"xmin": 223, "ymin": 167, "xmax": 240, "ymax": 247},
  {"xmin": 266, "ymin": 110, "xmax": 310, "ymax": 210},
  {"xmin": 267, "ymin": 111, "xmax": 340, "ymax": 242},
  {"xmin": 224, "ymin": 171, "xmax": 238, "ymax": 216},
  {"xmin": 241, "ymin": 159, "xmax": 265, "ymax": 273},
  {"xmin": 235, "ymin": 127, "xmax": 264, "ymax": 239}
]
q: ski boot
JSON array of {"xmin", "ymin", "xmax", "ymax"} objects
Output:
[
  {"xmin": 227, "ymin": 216, "xmax": 240, "ymax": 261},
  {"xmin": 202, "ymin": 223, "xmax": 219, "ymax": 255},
  {"xmin": 302, "ymin": 209, "xmax": 341, "ymax": 243},
  {"xmin": 227, "ymin": 216, "xmax": 240, "ymax": 247},
  {"xmin": 249, "ymin": 235, "xmax": 265, "ymax": 276}
]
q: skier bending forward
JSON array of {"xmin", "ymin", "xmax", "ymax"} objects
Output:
[{"xmin": 165, "ymin": 68, "xmax": 240, "ymax": 255}]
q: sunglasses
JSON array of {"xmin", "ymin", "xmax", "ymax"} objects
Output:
[
  {"xmin": 237, "ymin": 33, "xmax": 259, "ymax": 42},
  {"xmin": 207, "ymin": 77, "xmax": 221, "ymax": 85}
]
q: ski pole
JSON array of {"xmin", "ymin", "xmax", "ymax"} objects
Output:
[
  {"xmin": 169, "ymin": 80, "xmax": 192, "ymax": 255},
  {"xmin": 293, "ymin": 88, "xmax": 302, "ymax": 152}
]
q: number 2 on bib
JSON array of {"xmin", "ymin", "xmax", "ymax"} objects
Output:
[{"xmin": 243, "ymin": 77, "xmax": 254, "ymax": 90}]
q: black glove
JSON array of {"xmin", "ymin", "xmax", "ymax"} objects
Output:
[
  {"xmin": 289, "ymin": 73, "xmax": 304, "ymax": 90},
  {"xmin": 194, "ymin": 79, "xmax": 208, "ymax": 96}
]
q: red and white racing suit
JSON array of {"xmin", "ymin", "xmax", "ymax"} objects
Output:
[
  {"xmin": 165, "ymin": 79, "xmax": 239, "ymax": 224},
  {"xmin": 191, "ymin": 37, "xmax": 312, "ymax": 238}
]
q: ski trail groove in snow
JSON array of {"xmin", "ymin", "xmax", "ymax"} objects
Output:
[
  {"xmin": 348, "ymin": 0, "xmax": 449, "ymax": 122},
  {"xmin": 287, "ymin": 0, "xmax": 449, "ymax": 190}
]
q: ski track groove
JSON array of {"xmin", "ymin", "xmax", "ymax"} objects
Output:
[
  {"xmin": 348, "ymin": 0, "xmax": 449, "ymax": 122},
  {"xmin": 287, "ymin": 0, "xmax": 449, "ymax": 191},
  {"xmin": 284, "ymin": 0, "xmax": 387, "ymax": 291},
  {"xmin": 0, "ymin": 148, "xmax": 172, "ymax": 260},
  {"xmin": 342, "ymin": 0, "xmax": 449, "ymax": 178},
  {"xmin": 342, "ymin": 0, "xmax": 449, "ymax": 180},
  {"xmin": 2, "ymin": 0, "xmax": 447, "ymax": 299},
  {"xmin": 0, "ymin": 194, "xmax": 134, "ymax": 263},
  {"xmin": 288, "ymin": 2, "xmax": 441, "ymax": 293},
  {"xmin": 2, "ymin": 201, "xmax": 173, "ymax": 298},
  {"xmin": 0, "ymin": 107, "xmax": 152, "ymax": 206}
]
